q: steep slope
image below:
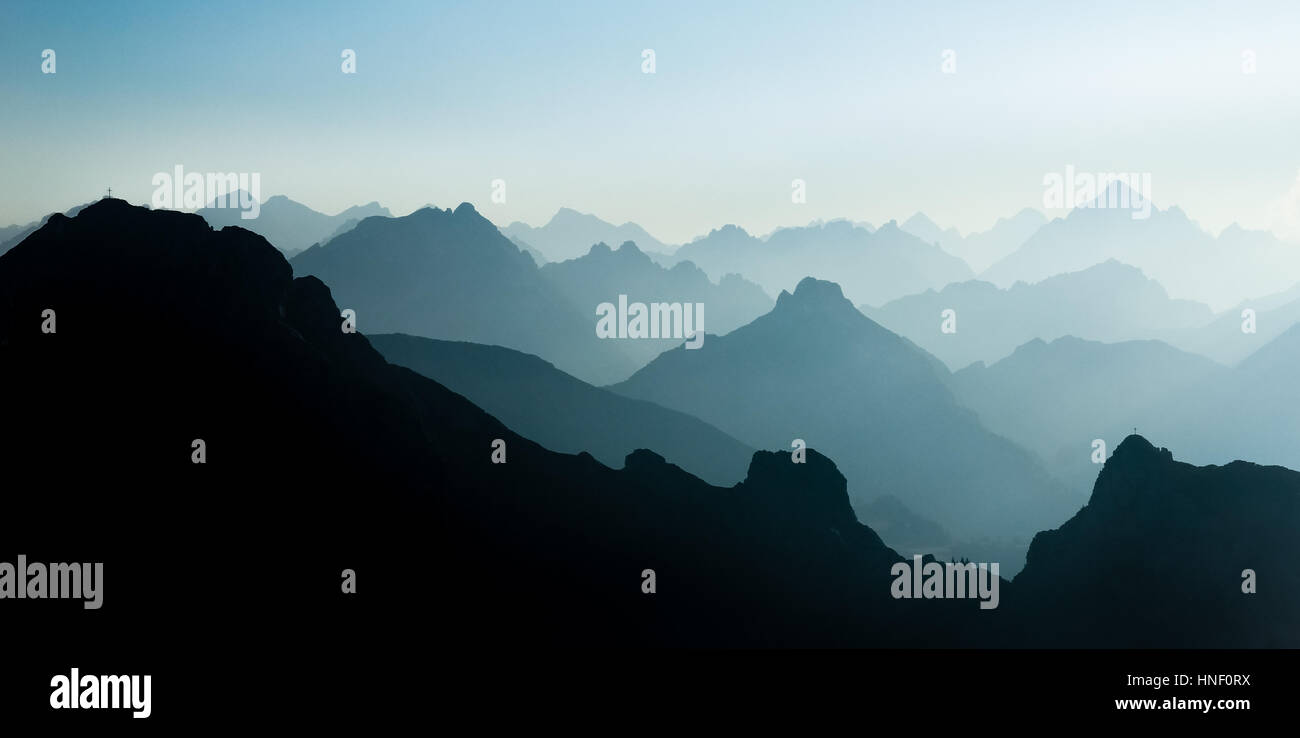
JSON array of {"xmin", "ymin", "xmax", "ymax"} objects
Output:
[
  {"xmin": 368, "ymin": 333, "xmax": 754, "ymax": 487},
  {"xmin": 611, "ymin": 277, "xmax": 1083, "ymax": 551},
  {"xmin": 0, "ymin": 202, "xmax": 92, "ymax": 256},
  {"xmin": 2, "ymin": 198, "xmax": 997, "ymax": 655},
  {"xmin": 290, "ymin": 203, "xmax": 641, "ymax": 385},
  {"xmin": 1007, "ymin": 436, "xmax": 1300, "ymax": 647}
]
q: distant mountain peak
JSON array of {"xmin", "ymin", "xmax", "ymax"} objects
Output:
[
  {"xmin": 547, "ymin": 207, "xmax": 598, "ymax": 226},
  {"xmin": 902, "ymin": 212, "xmax": 941, "ymax": 230},
  {"xmin": 707, "ymin": 224, "xmax": 750, "ymax": 239}
]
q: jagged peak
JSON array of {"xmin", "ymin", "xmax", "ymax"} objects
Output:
[
  {"xmin": 776, "ymin": 277, "xmax": 849, "ymax": 307},
  {"xmin": 1110, "ymin": 434, "xmax": 1173, "ymax": 465}
]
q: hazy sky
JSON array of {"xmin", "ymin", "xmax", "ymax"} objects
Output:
[{"xmin": 4, "ymin": 0, "xmax": 1300, "ymax": 243}]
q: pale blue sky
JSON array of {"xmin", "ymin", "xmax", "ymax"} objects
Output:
[{"xmin": 3, "ymin": 0, "xmax": 1299, "ymax": 243}]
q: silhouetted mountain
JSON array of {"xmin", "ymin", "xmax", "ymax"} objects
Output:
[
  {"xmin": 865, "ymin": 260, "xmax": 1213, "ymax": 369},
  {"xmin": 1007, "ymin": 435, "xmax": 1300, "ymax": 647},
  {"xmin": 197, "ymin": 193, "xmax": 390, "ymax": 255},
  {"xmin": 0, "ymin": 202, "xmax": 92, "ymax": 256},
  {"xmin": 367, "ymin": 333, "xmax": 754, "ymax": 486},
  {"xmin": 501, "ymin": 207, "xmax": 671, "ymax": 262},
  {"xmin": 611, "ymin": 277, "xmax": 1082, "ymax": 562},
  {"xmin": 980, "ymin": 183, "xmax": 1300, "ymax": 310},
  {"xmin": 670, "ymin": 220, "xmax": 973, "ymax": 307},
  {"xmin": 950, "ymin": 336, "xmax": 1228, "ymax": 491},
  {"xmin": 0, "ymin": 198, "xmax": 996, "ymax": 651},
  {"xmin": 539, "ymin": 240, "xmax": 773, "ymax": 366},
  {"xmin": 6, "ymin": 199, "xmax": 1291, "ymax": 650},
  {"xmin": 902, "ymin": 209, "xmax": 1046, "ymax": 273},
  {"xmin": 289, "ymin": 204, "xmax": 641, "ymax": 385}
]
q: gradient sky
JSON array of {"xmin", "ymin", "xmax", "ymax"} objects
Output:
[{"xmin": 3, "ymin": 0, "xmax": 1300, "ymax": 243}]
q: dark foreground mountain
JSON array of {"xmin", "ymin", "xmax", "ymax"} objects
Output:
[
  {"xmin": 0, "ymin": 198, "xmax": 999, "ymax": 661},
  {"xmin": 611, "ymin": 277, "xmax": 1083, "ymax": 561},
  {"xmin": 0, "ymin": 201, "xmax": 91, "ymax": 257},
  {"xmin": 949, "ymin": 336, "xmax": 1228, "ymax": 490},
  {"xmin": 951, "ymin": 329, "xmax": 1300, "ymax": 486},
  {"xmin": 197, "ymin": 193, "xmax": 390, "ymax": 256},
  {"xmin": 290, "ymin": 203, "xmax": 642, "ymax": 385},
  {"xmin": 368, "ymin": 333, "xmax": 754, "ymax": 486},
  {"xmin": 1006, "ymin": 436, "xmax": 1300, "ymax": 647},
  {"xmin": 4, "ymin": 199, "xmax": 1294, "ymax": 656}
]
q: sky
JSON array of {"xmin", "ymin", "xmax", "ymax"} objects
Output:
[{"xmin": 3, "ymin": 0, "xmax": 1300, "ymax": 244}]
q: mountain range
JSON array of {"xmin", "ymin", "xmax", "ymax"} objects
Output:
[
  {"xmin": 1171, "ymin": 282, "xmax": 1300, "ymax": 365},
  {"xmin": 291, "ymin": 205, "xmax": 772, "ymax": 385},
  {"xmin": 979, "ymin": 183, "xmax": 1300, "ymax": 311},
  {"xmin": 669, "ymin": 220, "xmax": 974, "ymax": 307},
  {"xmin": 949, "ymin": 336, "xmax": 1228, "ymax": 491},
  {"xmin": 901, "ymin": 208, "xmax": 1047, "ymax": 274},
  {"xmin": 538, "ymin": 240, "xmax": 773, "ymax": 368},
  {"xmin": 367, "ymin": 333, "xmax": 754, "ymax": 487},
  {"xmin": 0, "ymin": 197, "xmax": 991, "ymax": 649},
  {"xmin": 501, "ymin": 207, "xmax": 673, "ymax": 263},
  {"xmin": 196, "ymin": 193, "xmax": 390, "ymax": 256},
  {"xmin": 2, "ymin": 198, "xmax": 1296, "ymax": 648},
  {"xmin": 611, "ymin": 276, "xmax": 1084, "ymax": 568},
  {"xmin": 864, "ymin": 260, "xmax": 1214, "ymax": 370},
  {"xmin": 949, "ymin": 327, "xmax": 1300, "ymax": 492}
]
